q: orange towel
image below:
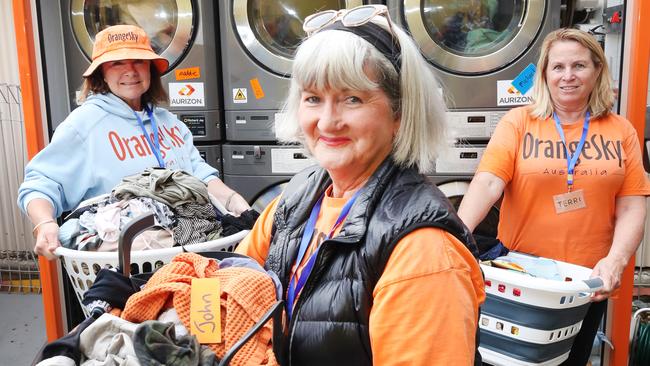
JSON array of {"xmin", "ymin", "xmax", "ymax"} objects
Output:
[{"xmin": 121, "ymin": 252, "xmax": 278, "ymax": 365}]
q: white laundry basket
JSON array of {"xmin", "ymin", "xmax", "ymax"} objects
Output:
[
  {"xmin": 479, "ymin": 251, "xmax": 603, "ymax": 366},
  {"xmin": 55, "ymin": 229, "xmax": 248, "ymax": 317}
]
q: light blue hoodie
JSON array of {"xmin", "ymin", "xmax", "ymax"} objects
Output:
[{"xmin": 18, "ymin": 93, "xmax": 218, "ymax": 217}]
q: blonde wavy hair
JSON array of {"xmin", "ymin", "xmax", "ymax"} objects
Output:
[{"xmin": 528, "ymin": 28, "xmax": 615, "ymax": 119}]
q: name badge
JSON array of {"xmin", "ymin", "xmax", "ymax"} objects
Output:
[
  {"xmin": 190, "ymin": 278, "xmax": 222, "ymax": 344},
  {"xmin": 553, "ymin": 189, "xmax": 587, "ymax": 214}
]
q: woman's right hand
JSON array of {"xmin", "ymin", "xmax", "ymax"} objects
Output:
[
  {"xmin": 226, "ymin": 193, "xmax": 252, "ymax": 216},
  {"xmin": 34, "ymin": 221, "xmax": 61, "ymax": 260}
]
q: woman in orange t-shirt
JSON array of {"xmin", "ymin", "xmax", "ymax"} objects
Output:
[
  {"xmin": 458, "ymin": 28, "xmax": 650, "ymax": 365},
  {"xmin": 236, "ymin": 5, "xmax": 485, "ymax": 365}
]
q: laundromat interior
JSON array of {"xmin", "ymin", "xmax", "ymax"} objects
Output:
[{"xmin": 1, "ymin": 0, "xmax": 650, "ymax": 365}]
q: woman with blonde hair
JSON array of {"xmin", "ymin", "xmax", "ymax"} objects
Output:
[
  {"xmin": 459, "ymin": 28, "xmax": 650, "ymax": 364},
  {"xmin": 236, "ymin": 5, "xmax": 485, "ymax": 365}
]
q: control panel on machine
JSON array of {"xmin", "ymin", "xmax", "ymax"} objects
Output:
[
  {"xmin": 446, "ymin": 110, "xmax": 506, "ymax": 140},
  {"xmin": 225, "ymin": 145, "xmax": 314, "ymax": 175}
]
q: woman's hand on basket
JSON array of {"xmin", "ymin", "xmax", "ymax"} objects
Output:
[
  {"xmin": 590, "ymin": 254, "xmax": 626, "ymax": 302},
  {"xmin": 227, "ymin": 193, "xmax": 251, "ymax": 216},
  {"xmin": 34, "ymin": 221, "xmax": 61, "ymax": 260}
]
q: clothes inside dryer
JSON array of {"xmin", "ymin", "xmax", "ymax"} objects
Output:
[
  {"xmin": 71, "ymin": 0, "xmax": 189, "ymax": 69},
  {"xmin": 388, "ymin": 0, "xmax": 561, "ymax": 109},
  {"xmin": 421, "ymin": 0, "xmax": 526, "ymax": 60}
]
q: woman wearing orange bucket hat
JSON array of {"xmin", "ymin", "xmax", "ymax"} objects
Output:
[{"xmin": 18, "ymin": 24, "xmax": 250, "ymax": 260}]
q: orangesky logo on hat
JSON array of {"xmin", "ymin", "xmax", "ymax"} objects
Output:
[
  {"xmin": 107, "ymin": 31, "xmax": 139, "ymax": 43},
  {"xmin": 83, "ymin": 24, "xmax": 169, "ymax": 77}
]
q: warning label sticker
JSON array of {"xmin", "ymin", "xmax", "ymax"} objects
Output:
[
  {"xmin": 169, "ymin": 82, "xmax": 205, "ymax": 107},
  {"xmin": 233, "ymin": 88, "xmax": 247, "ymax": 104}
]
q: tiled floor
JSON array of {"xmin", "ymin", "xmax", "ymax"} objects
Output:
[{"xmin": 0, "ymin": 293, "xmax": 46, "ymax": 365}]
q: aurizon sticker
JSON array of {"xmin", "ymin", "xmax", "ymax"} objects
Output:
[
  {"xmin": 250, "ymin": 78, "xmax": 265, "ymax": 99},
  {"xmin": 233, "ymin": 88, "xmax": 247, "ymax": 104},
  {"xmin": 175, "ymin": 67, "xmax": 201, "ymax": 81}
]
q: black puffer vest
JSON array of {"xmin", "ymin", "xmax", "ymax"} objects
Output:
[{"xmin": 265, "ymin": 159, "xmax": 478, "ymax": 365}]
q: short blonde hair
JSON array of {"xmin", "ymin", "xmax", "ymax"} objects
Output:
[
  {"xmin": 276, "ymin": 18, "xmax": 448, "ymax": 174},
  {"xmin": 529, "ymin": 28, "xmax": 614, "ymax": 119}
]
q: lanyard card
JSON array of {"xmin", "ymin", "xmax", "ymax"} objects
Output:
[
  {"xmin": 553, "ymin": 189, "xmax": 587, "ymax": 214},
  {"xmin": 190, "ymin": 277, "xmax": 222, "ymax": 344}
]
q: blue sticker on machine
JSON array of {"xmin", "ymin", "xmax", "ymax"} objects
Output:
[{"xmin": 512, "ymin": 63, "xmax": 537, "ymax": 95}]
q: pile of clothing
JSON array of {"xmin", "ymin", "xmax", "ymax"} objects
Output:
[
  {"xmin": 59, "ymin": 168, "xmax": 255, "ymax": 252},
  {"xmin": 476, "ymin": 237, "xmax": 562, "ymax": 281},
  {"xmin": 36, "ymin": 252, "xmax": 282, "ymax": 366},
  {"xmin": 486, "ymin": 254, "xmax": 563, "ymax": 281}
]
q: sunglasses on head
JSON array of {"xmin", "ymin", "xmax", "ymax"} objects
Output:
[{"xmin": 303, "ymin": 4, "xmax": 395, "ymax": 38}]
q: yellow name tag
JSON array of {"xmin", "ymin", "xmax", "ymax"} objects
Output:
[
  {"xmin": 190, "ymin": 278, "xmax": 222, "ymax": 344},
  {"xmin": 553, "ymin": 189, "xmax": 587, "ymax": 214}
]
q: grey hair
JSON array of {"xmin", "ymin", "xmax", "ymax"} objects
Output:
[{"xmin": 275, "ymin": 18, "xmax": 448, "ymax": 174}]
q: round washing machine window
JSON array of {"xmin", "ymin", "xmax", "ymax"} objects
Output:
[
  {"xmin": 70, "ymin": 0, "xmax": 194, "ymax": 72},
  {"xmin": 233, "ymin": 0, "xmax": 362, "ymax": 76},
  {"xmin": 403, "ymin": 0, "xmax": 545, "ymax": 75}
]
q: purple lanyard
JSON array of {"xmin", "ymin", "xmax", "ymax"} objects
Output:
[
  {"xmin": 286, "ymin": 189, "xmax": 361, "ymax": 319},
  {"xmin": 134, "ymin": 106, "xmax": 164, "ymax": 168}
]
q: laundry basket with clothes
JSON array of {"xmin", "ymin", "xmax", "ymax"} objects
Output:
[
  {"xmin": 58, "ymin": 168, "xmax": 259, "ymax": 251},
  {"xmin": 55, "ymin": 168, "xmax": 259, "ymax": 318},
  {"xmin": 478, "ymin": 251, "xmax": 603, "ymax": 365},
  {"xmin": 37, "ymin": 214, "xmax": 285, "ymax": 366}
]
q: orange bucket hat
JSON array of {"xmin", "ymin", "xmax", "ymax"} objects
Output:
[{"xmin": 83, "ymin": 24, "xmax": 169, "ymax": 77}]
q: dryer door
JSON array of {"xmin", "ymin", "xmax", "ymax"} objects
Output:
[
  {"xmin": 402, "ymin": 0, "xmax": 545, "ymax": 75},
  {"xmin": 438, "ymin": 181, "xmax": 500, "ymax": 240},
  {"xmin": 251, "ymin": 183, "xmax": 288, "ymax": 213},
  {"xmin": 70, "ymin": 0, "xmax": 194, "ymax": 71},
  {"xmin": 232, "ymin": 0, "xmax": 363, "ymax": 76}
]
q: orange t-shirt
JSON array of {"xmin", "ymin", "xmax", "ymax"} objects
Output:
[
  {"xmin": 236, "ymin": 191, "xmax": 485, "ymax": 365},
  {"xmin": 478, "ymin": 107, "xmax": 650, "ymax": 267}
]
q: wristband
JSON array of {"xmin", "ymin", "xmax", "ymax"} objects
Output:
[
  {"xmin": 32, "ymin": 219, "xmax": 55, "ymax": 237},
  {"xmin": 225, "ymin": 192, "xmax": 237, "ymax": 212}
]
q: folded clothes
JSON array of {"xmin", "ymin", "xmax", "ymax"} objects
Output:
[{"xmin": 493, "ymin": 254, "xmax": 563, "ymax": 281}]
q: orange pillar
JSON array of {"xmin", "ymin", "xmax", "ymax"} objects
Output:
[
  {"xmin": 610, "ymin": 0, "xmax": 650, "ymax": 364},
  {"xmin": 12, "ymin": 0, "xmax": 64, "ymax": 340}
]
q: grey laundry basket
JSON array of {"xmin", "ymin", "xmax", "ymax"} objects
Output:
[{"xmin": 479, "ymin": 251, "xmax": 603, "ymax": 366}]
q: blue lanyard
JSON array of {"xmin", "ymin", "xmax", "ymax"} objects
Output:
[
  {"xmin": 134, "ymin": 106, "xmax": 164, "ymax": 168},
  {"xmin": 286, "ymin": 189, "xmax": 361, "ymax": 319},
  {"xmin": 552, "ymin": 111, "xmax": 590, "ymax": 191}
]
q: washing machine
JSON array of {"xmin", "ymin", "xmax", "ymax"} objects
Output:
[
  {"xmin": 386, "ymin": 0, "xmax": 561, "ymax": 141},
  {"xmin": 388, "ymin": 0, "xmax": 561, "ymax": 111},
  {"xmin": 384, "ymin": 0, "xmax": 560, "ymax": 236},
  {"xmin": 222, "ymin": 144, "xmax": 316, "ymax": 211},
  {"xmin": 219, "ymin": 0, "xmax": 383, "ymax": 142},
  {"xmin": 430, "ymin": 144, "xmax": 500, "ymax": 240},
  {"xmin": 37, "ymin": 0, "xmax": 222, "ymax": 145}
]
